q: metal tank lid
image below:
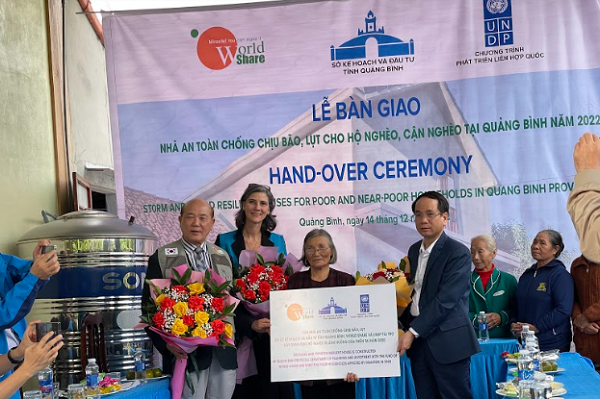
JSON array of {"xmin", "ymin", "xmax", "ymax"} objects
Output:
[{"xmin": 18, "ymin": 211, "xmax": 156, "ymax": 243}]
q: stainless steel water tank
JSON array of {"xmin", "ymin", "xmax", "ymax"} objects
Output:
[{"xmin": 17, "ymin": 211, "xmax": 156, "ymax": 387}]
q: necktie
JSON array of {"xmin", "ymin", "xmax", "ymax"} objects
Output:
[{"xmin": 195, "ymin": 246, "xmax": 208, "ymax": 272}]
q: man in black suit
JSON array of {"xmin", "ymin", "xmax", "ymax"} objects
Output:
[
  {"xmin": 398, "ymin": 191, "xmax": 480, "ymax": 399},
  {"xmin": 142, "ymin": 199, "xmax": 236, "ymax": 399}
]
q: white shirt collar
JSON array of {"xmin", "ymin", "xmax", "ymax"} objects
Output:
[
  {"xmin": 419, "ymin": 234, "xmax": 442, "ymax": 255},
  {"xmin": 181, "ymin": 238, "xmax": 206, "ymax": 252}
]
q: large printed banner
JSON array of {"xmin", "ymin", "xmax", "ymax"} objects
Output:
[
  {"xmin": 104, "ymin": 0, "xmax": 600, "ymax": 276},
  {"xmin": 269, "ymin": 284, "xmax": 400, "ymax": 381}
]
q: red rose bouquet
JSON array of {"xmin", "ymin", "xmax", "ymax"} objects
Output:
[
  {"xmin": 234, "ymin": 246, "xmax": 303, "ymax": 318},
  {"xmin": 137, "ymin": 264, "xmax": 238, "ymax": 399},
  {"xmin": 233, "ymin": 246, "xmax": 303, "ymax": 383}
]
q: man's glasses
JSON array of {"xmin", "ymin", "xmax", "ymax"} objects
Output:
[{"xmin": 414, "ymin": 212, "xmax": 442, "ymax": 220}]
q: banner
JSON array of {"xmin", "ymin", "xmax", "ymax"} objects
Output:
[
  {"xmin": 104, "ymin": 0, "xmax": 600, "ymax": 276},
  {"xmin": 269, "ymin": 284, "xmax": 400, "ymax": 381}
]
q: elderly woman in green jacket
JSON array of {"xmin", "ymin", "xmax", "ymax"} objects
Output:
[{"xmin": 469, "ymin": 235, "xmax": 518, "ymax": 338}]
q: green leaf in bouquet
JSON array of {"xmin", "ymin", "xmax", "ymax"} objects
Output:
[
  {"xmin": 222, "ymin": 303, "xmax": 236, "ymax": 315},
  {"xmin": 399, "ymin": 257, "xmax": 407, "ymax": 272},
  {"xmin": 139, "ymin": 314, "xmax": 152, "ymax": 324},
  {"xmin": 379, "ymin": 260, "xmax": 386, "ymax": 270},
  {"xmin": 216, "ymin": 280, "xmax": 231, "ymax": 293},
  {"xmin": 182, "ymin": 267, "xmax": 193, "ymax": 285},
  {"xmin": 285, "ymin": 265, "xmax": 293, "ymax": 276},
  {"xmin": 277, "ymin": 252, "xmax": 286, "ymax": 266},
  {"xmin": 355, "ymin": 271, "xmax": 361, "ymax": 280},
  {"xmin": 204, "ymin": 269, "xmax": 212, "ymax": 283},
  {"xmin": 256, "ymin": 253, "xmax": 265, "ymax": 265},
  {"xmin": 264, "ymin": 261, "xmax": 275, "ymax": 267},
  {"xmin": 232, "ymin": 279, "xmax": 241, "ymax": 293},
  {"xmin": 146, "ymin": 280, "xmax": 163, "ymax": 295},
  {"xmin": 171, "ymin": 267, "xmax": 183, "ymax": 283},
  {"xmin": 208, "ymin": 282, "xmax": 221, "ymax": 295},
  {"xmin": 142, "ymin": 302, "xmax": 156, "ymax": 313}
]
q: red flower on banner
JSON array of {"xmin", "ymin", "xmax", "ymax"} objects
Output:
[
  {"xmin": 188, "ymin": 295, "xmax": 205, "ymax": 311},
  {"xmin": 153, "ymin": 312, "xmax": 166, "ymax": 328},
  {"xmin": 212, "ymin": 297, "xmax": 225, "ymax": 313},
  {"xmin": 211, "ymin": 319, "xmax": 225, "ymax": 336},
  {"xmin": 160, "ymin": 297, "xmax": 176, "ymax": 311}
]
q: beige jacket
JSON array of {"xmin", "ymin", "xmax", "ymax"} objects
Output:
[{"xmin": 567, "ymin": 169, "xmax": 600, "ymax": 263}]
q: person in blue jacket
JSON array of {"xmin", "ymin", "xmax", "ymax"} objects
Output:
[
  {"xmin": 0, "ymin": 321, "xmax": 64, "ymax": 399},
  {"xmin": 511, "ymin": 230, "xmax": 574, "ymax": 351},
  {"xmin": 0, "ymin": 240, "xmax": 60, "ymax": 399},
  {"xmin": 215, "ymin": 183, "xmax": 291, "ymax": 399}
]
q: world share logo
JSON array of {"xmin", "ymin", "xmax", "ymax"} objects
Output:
[
  {"xmin": 191, "ymin": 27, "xmax": 266, "ymax": 70},
  {"xmin": 483, "ymin": 0, "xmax": 514, "ymax": 47}
]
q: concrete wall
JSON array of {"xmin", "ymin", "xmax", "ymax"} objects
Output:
[
  {"xmin": 0, "ymin": 0, "xmax": 57, "ymax": 254},
  {"xmin": 0, "ymin": 0, "xmax": 115, "ymax": 254},
  {"xmin": 66, "ymin": 0, "xmax": 114, "ymax": 192}
]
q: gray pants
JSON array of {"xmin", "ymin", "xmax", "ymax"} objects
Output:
[{"xmin": 182, "ymin": 354, "xmax": 236, "ymax": 399}]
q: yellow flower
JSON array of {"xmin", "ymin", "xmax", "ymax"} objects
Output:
[
  {"xmin": 187, "ymin": 283, "xmax": 205, "ymax": 295},
  {"xmin": 171, "ymin": 318, "xmax": 188, "ymax": 336},
  {"xmin": 195, "ymin": 311, "xmax": 209, "ymax": 325},
  {"xmin": 224, "ymin": 323, "xmax": 233, "ymax": 339},
  {"xmin": 155, "ymin": 294, "xmax": 166, "ymax": 305},
  {"xmin": 192, "ymin": 327, "xmax": 207, "ymax": 338},
  {"xmin": 173, "ymin": 302, "xmax": 189, "ymax": 317}
]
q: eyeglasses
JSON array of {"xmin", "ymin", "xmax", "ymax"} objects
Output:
[
  {"xmin": 304, "ymin": 246, "xmax": 330, "ymax": 255},
  {"xmin": 414, "ymin": 212, "xmax": 442, "ymax": 220}
]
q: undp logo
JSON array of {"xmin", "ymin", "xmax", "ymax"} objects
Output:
[{"xmin": 482, "ymin": 0, "xmax": 514, "ymax": 47}]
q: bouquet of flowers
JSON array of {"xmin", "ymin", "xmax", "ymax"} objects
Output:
[
  {"xmin": 356, "ymin": 257, "xmax": 414, "ymax": 313},
  {"xmin": 232, "ymin": 246, "xmax": 303, "ymax": 383},
  {"xmin": 138, "ymin": 264, "xmax": 239, "ymax": 399},
  {"xmin": 234, "ymin": 246, "xmax": 303, "ymax": 318}
]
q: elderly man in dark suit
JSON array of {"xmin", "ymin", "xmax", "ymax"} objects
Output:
[
  {"xmin": 142, "ymin": 198, "xmax": 236, "ymax": 399},
  {"xmin": 398, "ymin": 191, "xmax": 480, "ymax": 399}
]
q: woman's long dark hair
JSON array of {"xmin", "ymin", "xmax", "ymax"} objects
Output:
[{"xmin": 234, "ymin": 184, "xmax": 277, "ymax": 232}]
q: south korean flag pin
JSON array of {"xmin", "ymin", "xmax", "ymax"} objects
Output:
[{"xmin": 165, "ymin": 248, "xmax": 178, "ymax": 256}]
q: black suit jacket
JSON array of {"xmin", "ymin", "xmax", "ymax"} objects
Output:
[{"xmin": 401, "ymin": 232, "xmax": 480, "ymax": 364}]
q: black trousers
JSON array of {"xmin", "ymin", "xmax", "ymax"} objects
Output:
[
  {"xmin": 408, "ymin": 337, "xmax": 472, "ymax": 399},
  {"xmin": 232, "ymin": 334, "xmax": 294, "ymax": 399}
]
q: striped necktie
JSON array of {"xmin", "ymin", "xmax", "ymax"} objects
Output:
[{"xmin": 194, "ymin": 246, "xmax": 208, "ymax": 272}]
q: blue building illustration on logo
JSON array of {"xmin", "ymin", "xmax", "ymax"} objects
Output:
[
  {"xmin": 330, "ymin": 11, "xmax": 414, "ymax": 61},
  {"xmin": 483, "ymin": 0, "xmax": 514, "ymax": 47},
  {"xmin": 319, "ymin": 297, "xmax": 348, "ymax": 315}
]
